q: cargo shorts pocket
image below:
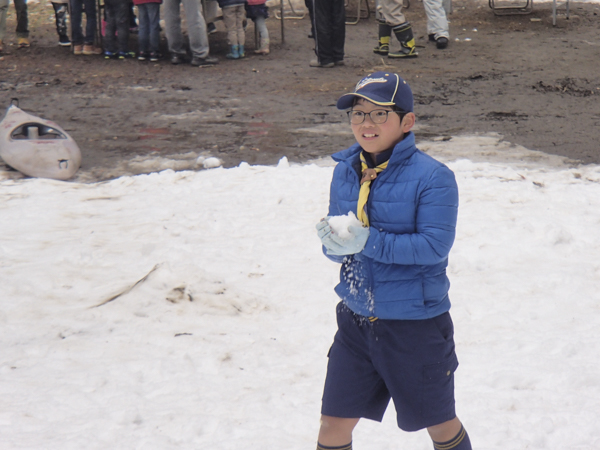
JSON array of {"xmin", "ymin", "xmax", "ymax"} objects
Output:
[{"xmin": 421, "ymin": 354, "xmax": 459, "ymax": 418}]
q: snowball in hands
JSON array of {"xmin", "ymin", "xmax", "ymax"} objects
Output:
[
  {"xmin": 327, "ymin": 212, "xmax": 364, "ymax": 239},
  {"xmin": 316, "ymin": 212, "xmax": 370, "ymax": 256}
]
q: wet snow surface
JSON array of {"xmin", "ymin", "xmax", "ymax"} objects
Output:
[{"xmin": 1, "ymin": 134, "xmax": 600, "ymax": 449}]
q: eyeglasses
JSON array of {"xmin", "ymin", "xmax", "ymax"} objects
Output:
[{"xmin": 347, "ymin": 109, "xmax": 405, "ymax": 125}]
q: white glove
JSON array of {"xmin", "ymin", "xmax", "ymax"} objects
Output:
[{"xmin": 316, "ymin": 217, "xmax": 369, "ymax": 256}]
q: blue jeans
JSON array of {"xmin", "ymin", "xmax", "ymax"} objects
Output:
[
  {"xmin": 137, "ymin": 3, "xmax": 160, "ymax": 53},
  {"xmin": 70, "ymin": 0, "xmax": 97, "ymax": 45}
]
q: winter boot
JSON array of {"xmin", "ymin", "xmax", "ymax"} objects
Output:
[
  {"xmin": 17, "ymin": 37, "xmax": 30, "ymax": 49},
  {"xmin": 58, "ymin": 35, "xmax": 71, "ymax": 46},
  {"xmin": 388, "ymin": 22, "xmax": 418, "ymax": 58},
  {"xmin": 373, "ymin": 24, "xmax": 391, "ymax": 55},
  {"xmin": 254, "ymin": 38, "xmax": 270, "ymax": 55},
  {"xmin": 238, "ymin": 44, "xmax": 245, "ymax": 58},
  {"xmin": 436, "ymin": 36, "xmax": 449, "ymax": 49},
  {"xmin": 226, "ymin": 44, "xmax": 240, "ymax": 59}
]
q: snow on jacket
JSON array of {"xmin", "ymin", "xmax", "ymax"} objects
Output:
[{"xmin": 326, "ymin": 132, "xmax": 459, "ymax": 320}]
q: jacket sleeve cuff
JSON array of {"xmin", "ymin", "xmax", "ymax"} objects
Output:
[
  {"xmin": 322, "ymin": 245, "xmax": 346, "ymax": 263},
  {"xmin": 360, "ymin": 228, "xmax": 379, "ymax": 259}
]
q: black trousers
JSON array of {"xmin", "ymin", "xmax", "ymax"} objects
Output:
[
  {"xmin": 52, "ymin": 2, "xmax": 68, "ymax": 38},
  {"xmin": 13, "ymin": 0, "xmax": 29, "ymax": 38},
  {"xmin": 312, "ymin": 0, "xmax": 345, "ymax": 64},
  {"xmin": 103, "ymin": 0, "xmax": 130, "ymax": 53}
]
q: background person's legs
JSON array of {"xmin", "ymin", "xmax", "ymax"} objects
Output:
[
  {"xmin": 114, "ymin": 0, "xmax": 130, "ymax": 53},
  {"xmin": 14, "ymin": 0, "xmax": 29, "ymax": 46},
  {"xmin": 82, "ymin": 0, "xmax": 97, "ymax": 45},
  {"xmin": 163, "ymin": 0, "xmax": 185, "ymax": 57},
  {"xmin": 0, "ymin": 0, "xmax": 8, "ymax": 46},
  {"xmin": 181, "ymin": 0, "xmax": 209, "ymax": 59},
  {"xmin": 52, "ymin": 2, "xmax": 70, "ymax": 44},
  {"xmin": 146, "ymin": 3, "xmax": 161, "ymax": 54},
  {"xmin": 253, "ymin": 15, "xmax": 269, "ymax": 53},
  {"xmin": 69, "ymin": 0, "xmax": 84, "ymax": 46},
  {"xmin": 423, "ymin": 0, "xmax": 449, "ymax": 48}
]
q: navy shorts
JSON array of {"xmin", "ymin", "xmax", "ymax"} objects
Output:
[{"xmin": 321, "ymin": 302, "xmax": 459, "ymax": 432}]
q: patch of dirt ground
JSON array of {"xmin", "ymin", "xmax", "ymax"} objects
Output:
[{"xmin": 1, "ymin": 0, "xmax": 599, "ymax": 181}]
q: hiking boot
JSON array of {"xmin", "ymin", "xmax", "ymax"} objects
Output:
[
  {"xmin": 190, "ymin": 56, "xmax": 218, "ymax": 67},
  {"xmin": 309, "ymin": 59, "xmax": 334, "ymax": 68},
  {"xmin": 17, "ymin": 37, "xmax": 30, "ymax": 48},
  {"xmin": 436, "ymin": 36, "xmax": 449, "ymax": 49},
  {"xmin": 58, "ymin": 35, "xmax": 71, "ymax": 47},
  {"xmin": 83, "ymin": 44, "xmax": 102, "ymax": 55},
  {"xmin": 73, "ymin": 44, "xmax": 84, "ymax": 55}
]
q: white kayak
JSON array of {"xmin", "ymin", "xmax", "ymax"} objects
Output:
[{"xmin": 0, "ymin": 101, "xmax": 82, "ymax": 180}]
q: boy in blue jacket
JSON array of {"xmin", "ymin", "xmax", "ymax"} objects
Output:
[{"xmin": 315, "ymin": 72, "xmax": 472, "ymax": 450}]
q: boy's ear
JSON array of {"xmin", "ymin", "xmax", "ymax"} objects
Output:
[{"xmin": 401, "ymin": 112, "xmax": 416, "ymax": 133}]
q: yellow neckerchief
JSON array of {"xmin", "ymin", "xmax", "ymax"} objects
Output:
[{"xmin": 357, "ymin": 152, "xmax": 388, "ymax": 226}]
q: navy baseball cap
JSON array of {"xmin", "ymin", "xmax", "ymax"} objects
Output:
[{"xmin": 336, "ymin": 72, "xmax": 414, "ymax": 112}]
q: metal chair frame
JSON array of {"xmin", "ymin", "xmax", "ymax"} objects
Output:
[
  {"xmin": 274, "ymin": 0, "xmax": 307, "ymax": 20},
  {"xmin": 489, "ymin": 0, "xmax": 569, "ymax": 26},
  {"xmin": 552, "ymin": 0, "xmax": 570, "ymax": 25},
  {"xmin": 488, "ymin": 0, "xmax": 533, "ymax": 15},
  {"xmin": 345, "ymin": 0, "xmax": 371, "ymax": 25}
]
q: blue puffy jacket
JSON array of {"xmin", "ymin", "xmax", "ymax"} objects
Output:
[{"xmin": 326, "ymin": 132, "xmax": 459, "ymax": 320}]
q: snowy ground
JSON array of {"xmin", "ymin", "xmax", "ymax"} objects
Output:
[{"xmin": 1, "ymin": 133, "xmax": 600, "ymax": 449}]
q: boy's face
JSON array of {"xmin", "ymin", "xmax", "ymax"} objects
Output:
[{"xmin": 350, "ymin": 99, "xmax": 415, "ymax": 156}]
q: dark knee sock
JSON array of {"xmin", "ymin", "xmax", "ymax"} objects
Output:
[
  {"xmin": 433, "ymin": 425, "xmax": 472, "ymax": 450},
  {"xmin": 316, "ymin": 443, "xmax": 352, "ymax": 450}
]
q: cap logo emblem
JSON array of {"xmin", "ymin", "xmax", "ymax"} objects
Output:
[{"xmin": 355, "ymin": 77, "xmax": 388, "ymax": 91}]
